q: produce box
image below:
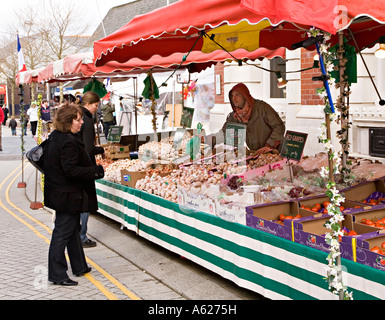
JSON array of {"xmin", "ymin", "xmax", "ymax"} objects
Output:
[
  {"xmin": 288, "ymin": 213, "xmax": 361, "ymax": 259},
  {"xmin": 358, "ymin": 232, "xmax": 385, "ymax": 271},
  {"xmin": 246, "ymin": 201, "xmax": 309, "ymax": 241},
  {"xmin": 339, "ymin": 220, "xmax": 385, "ymax": 272},
  {"xmin": 121, "ymin": 170, "xmax": 146, "ymax": 188},
  {"xmin": 105, "ymin": 145, "xmax": 130, "ymax": 160},
  {"xmin": 297, "ymin": 195, "xmax": 370, "ymax": 214},
  {"xmin": 342, "ymin": 178, "xmax": 385, "ymax": 207},
  {"xmin": 343, "ymin": 207, "xmax": 385, "ymax": 231}
]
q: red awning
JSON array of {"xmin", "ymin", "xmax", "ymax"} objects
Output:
[
  {"xmin": 15, "ymin": 69, "xmax": 42, "ymax": 85},
  {"xmin": 38, "ymin": 52, "xmax": 94, "ymax": 83},
  {"xmin": 37, "ymin": 52, "xmax": 136, "ymax": 83},
  {"xmin": 97, "ymin": 47, "xmax": 286, "ymax": 74},
  {"xmin": 93, "ymin": 0, "xmax": 385, "ymax": 67},
  {"xmin": 36, "ymin": 46, "xmax": 284, "ymax": 84},
  {"xmin": 241, "ymin": 0, "xmax": 385, "ymax": 34}
]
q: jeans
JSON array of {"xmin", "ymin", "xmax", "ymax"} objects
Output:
[{"xmin": 80, "ymin": 212, "xmax": 90, "ymax": 243}]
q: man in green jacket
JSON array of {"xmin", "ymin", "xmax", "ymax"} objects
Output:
[
  {"xmin": 206, "ymin": 83, "xmax": 285, "ymax": 155},
  {"xmin": 101, "ymin": 101, "xmax": 115, "ymax": 139}
]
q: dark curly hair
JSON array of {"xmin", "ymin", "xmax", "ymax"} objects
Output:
[{"xmin": 53, "ymin": 103, "xmax": 83, "ymax": 133}]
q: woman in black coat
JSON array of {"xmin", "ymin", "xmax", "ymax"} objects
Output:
[
  {"xmin": 44, "ymin": 103, "xmax": 104, "ymax": 286},
  {"xmin": 77, "ymin": 91, "xmax": 105, "ymax": 247}
]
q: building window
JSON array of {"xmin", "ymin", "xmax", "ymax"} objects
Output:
[{"xmin": 270, "ymin": 57, "xmax": 286, "ymax": 99}]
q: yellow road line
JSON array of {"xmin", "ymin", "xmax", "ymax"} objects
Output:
[
  {"xmin": 0, "ymin": 163, "xmax": 140, "ymax": 300},
  {"xmin": 86, "ymin": 257, "xmax": 141, "ymax": 300},
  {"xmin": 84, "ymin": 273, "xmax": 119, "ymax": 300}
]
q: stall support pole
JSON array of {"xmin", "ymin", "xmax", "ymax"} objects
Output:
[
  {"xmin": 18, "ymin": 155, "xmax": 26, "ymax": 188},
  {"xmin": 149, "ymin": 71, "xmax": 157, "ymax": 140},
  {"xmin": 18, "ymin": 101, "xmax": 26, "ymax": 188},
  {"xmin": 30, "ymin": 169, "xmax": 43, "ymax": 210},
  {"xmin": 325, "ymin": 113, "xmax": 334, "ymax": 183},
  {"xmin": 134, "ymin": 77, "xmax": 138, "ymax": 151},
  {"xmin": 172, "ymin": 75, "xmax": 176, "ymax": 129},
  {"xmin": 338, "ymin": 32, "xmax": 349, "ymax": 176}
]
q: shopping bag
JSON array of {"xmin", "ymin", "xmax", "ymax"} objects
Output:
[{"xmin": 26, "ymin": 140, "xmax": 47, "ymax": 174}]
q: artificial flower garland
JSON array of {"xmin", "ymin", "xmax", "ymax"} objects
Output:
[{"xmin": 309, "ymin": 28, "xmax": 353, "ymax": 300}]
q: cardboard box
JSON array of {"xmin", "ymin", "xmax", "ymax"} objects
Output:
[
  {"xmin": 345, "ymin": 230, "xmax": 385, "ymax": 271},
  {"xmin": 360, "ymin": 232, "xmax": 385, "ymax": 268},
  {"xmin": 342, "ymin": 179, "xmax": 385, "ymax": 207},
  {"xmin": 246, "ymin": 201, "xmax": 303, "ymax": 241},
  {"xmin": 288, "ymin": 208, "xmax": 383, "ymax": 261},
  {"xmin": 345, "ymin": 207, "xmax": 385, "ymax": 228},
  {"xmin": 298, "ymin": 195, "xmax": 371, "ymax": 214},
  {"xmin": 288, "ymin": 213, "xmax": 358, "ymax": 258},
  {"xmin": 121, "ymin": 170, "xmax": 146, "ymax": 188}
]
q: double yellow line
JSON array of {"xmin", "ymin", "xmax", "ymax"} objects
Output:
[{"xmin": 0, "ymin": 162, "xmax": 140, "ymax": 300}]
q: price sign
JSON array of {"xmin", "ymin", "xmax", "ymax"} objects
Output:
[
  {"xmin": 280, "ymin": 130, "xmax": 308, "ymax": 161},
  {"xmin": 180, "ymin": 107, "xmax": 194, "ymax": 128},
  {"xmin": 107, "ymin": 126, "xmax": 123, "ymax": 143}
]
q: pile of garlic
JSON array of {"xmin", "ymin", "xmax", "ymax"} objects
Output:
[
  {"xmin": 135, "ymin": 165, "xmax": 223, "ymax": 202},
  {"xmin": 135, "ymin": 174, "xmax": 178, "ymax": 202},
  {"xmin": 138, "ymin": 141, "xmax": 179, "ymax": 161},
  {"xmin": 104, "ymin": 159, "xmax": 152, "ymax": 183},
  {"xmin": 247, "ymin": 153, "xmax": 283, "ymax": 169}
]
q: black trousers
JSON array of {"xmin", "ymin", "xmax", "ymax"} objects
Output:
[
  {"xmin": 48, "ymin": 210, "xmax": 88, "ymax": 282},
  {"xmin": 30, "ymin": 121, "xmax": 38, "ymax": 136}
]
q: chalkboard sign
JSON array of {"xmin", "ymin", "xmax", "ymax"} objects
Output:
[
  {"xmin": 180, "ymin": 107, "xmax": 194, "ymax": 128},
  {"xmin": 107, "ymin": 126, "xmax": 123, "ymax": 143},
  {"xmin": 280, "ymin": 130, "xmax": 308, "ymax": 161},
  {"xmin": 225, "ymin": 122, "xmax": 247, "ymax": 148}
]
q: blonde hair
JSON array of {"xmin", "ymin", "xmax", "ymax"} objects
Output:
[{"xmin": 81, "ymin": 91, "xmax": 100, "ymax": 107}]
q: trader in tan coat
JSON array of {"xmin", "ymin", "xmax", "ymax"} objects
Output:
[{"xmin": 207, "ymin": 83, "xmax": 285, "ymax": 154}]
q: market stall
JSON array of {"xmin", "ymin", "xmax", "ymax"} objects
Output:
[
  {"xmin": 94, "ymin": 131, "xmax": 385, "ymax": 298},
  {"xmin": 95, "ymin": 178, "xmax": 385, "ymax": 300},
  {"xmin": 91, "ymin": 0, "xmax": 385, "ymax": 300}
]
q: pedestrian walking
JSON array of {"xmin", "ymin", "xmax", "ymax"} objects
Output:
[
  {"xmin": 43, "ymin": 103, "xmax": 104, "ymax": 286},
  {"xmin": 20, "ymin": 111, "xmax": 28, "ymax": 136},
  {"xmin": 27, "ymin": 103, "xmax": 38, "ymax": 137},
  {"xmin": 9, "ymin": 116, "xmax": 17, "ymax": 135},
  {"xmin": 0, "ymin": 107, "xmax": 3, "ymax": 151},
  {"xmin": 2, "ymin": 105, "xmax": 8, "ymax": 126}
]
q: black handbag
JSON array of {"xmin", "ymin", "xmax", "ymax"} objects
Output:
[{"xmin": 26, "ymin": 139, "xmax": 47, "ymax": 174}]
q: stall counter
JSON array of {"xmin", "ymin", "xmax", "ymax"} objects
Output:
[{"xmin": 96, "ymin": 179, "xmax": 385, "ymax": 300}]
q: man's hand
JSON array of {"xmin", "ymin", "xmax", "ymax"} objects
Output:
[{"xmin": 255, "ymin": 146, "xmax": 272, "ymax": 155}]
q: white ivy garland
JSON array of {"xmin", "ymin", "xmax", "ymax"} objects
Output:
[{"xmin": 309, "ymin": 28, "xmax": 353, "ymax": 300}]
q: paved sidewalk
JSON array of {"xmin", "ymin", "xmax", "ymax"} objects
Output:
[{"xmin": 0, "ymin": 122, "xmax": 261, "ymax": 300}]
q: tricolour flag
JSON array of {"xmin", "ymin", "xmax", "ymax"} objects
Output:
[{"xmin": 17, "ymin": 34, "xmax": 27, "ymax": 74}]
